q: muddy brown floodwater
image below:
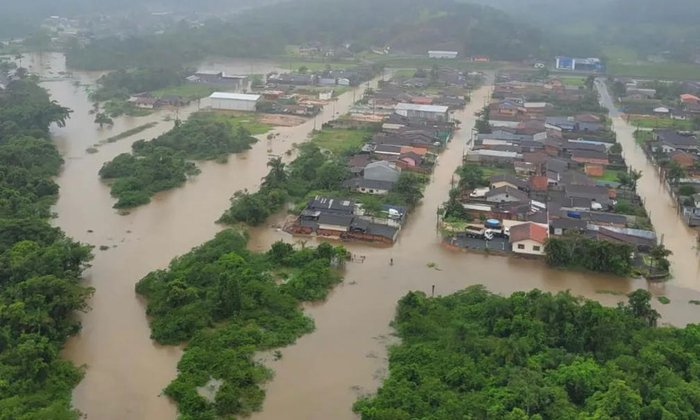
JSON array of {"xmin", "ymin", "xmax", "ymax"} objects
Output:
[
  {"xmin": 30, "ymin": 50, "xmax": 700, "ymax": 420},
  {"xmin": 33, "ymin": 52, "xmax": 382, "ymax": 419}
]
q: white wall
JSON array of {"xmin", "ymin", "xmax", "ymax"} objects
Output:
[
  {"xmin": 512, "ymin": 239, "xmax": 545, "ymax": 255},
  {"xmin": 210, "ymin": 98, "xmax": 258, "ymax": 112}
]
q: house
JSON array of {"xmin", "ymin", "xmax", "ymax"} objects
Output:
[
  {"xmin": 589, "ymin": 227, "xmax": 656, "ymax": 252},
  {"xmin": 128, "ymin": 96, "xmax": 158, "ymax": 109},
  {"xmin": 570, "ymin": 149, "xmax": 610, "ymax": 166},
  {"xmin": 528, "ymin": 175, "xmax": 549, "ymax": 192},
  {"xmin": 344, "ymin": 178, "xmax": 394, "ymax": 195},
  {"xmin": 652, "ymin": 130, "xmax": 699, "ymax": 153},
  {"xmin": 550, "ymin": 218, "xmax": 587, "ymax": 235},
  {"xmin": 307, "ymin": 196, "xmax": 355, "ymax": 215},
  {"xmin": 395, "ymin": 103, "xmax": 450, "ymax": 122},
  {"xmin": 317, "ymin": 213, "xmax": 353, "ymax": 234},
  {"xmin": 514, "ymin": 161, "xmax": 538, "ymax": 176},
  {"xmin": 490, "ymin": 175, "xmax": 528, "ymax": 191},
  {"xmin": 509, "ymin": 222, "xmax": 548, "ymax": 256},
  {"xmin": 269, "ymin": 73, "xmax": 316, "ymax": 86},
  {"xmin": 670, "ymin": 150, "xmax": 697, "ymax": 169},
  {"xmin": 374, "ymin": 144, "xmax": 402, "ymax": 156},
  {"xmin": 680, "ymin": 94, "xmax": 700, "ymax": 105},
  {"xmin": 485, "ymin": 186, "xmax": 530, "ymax": 203},
  {"xmin": 565, "ymin": 184, "xmax": 614, "ymax": 208},
  {"xmin": 348, "ymin": 155, "xmax": 371, "ymax": 175},
  {"xmin": 584, "ymin": 164, "xmax": 605, "ymax": 177},
  {"xmin": 208, "ymin": 92, "xmax": 261, "ymax": 112},
  {"xmin": 364, "ymin": 161, "xmax": 401, "ymax": 183},
  {"xmin": 466, "ymin": 149, "xmax": 521, "ymax": 163},
  {"xmin": 187, "ymin": 71, "xmax": 248, "ymax": 89}
]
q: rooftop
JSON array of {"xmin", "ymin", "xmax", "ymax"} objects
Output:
[
  {"xmin": 209, "ymin": 92, "xmax": 261, "ymax": 101},
  {"xmin": 396, "ymin": 103, "xmax": 449, "ymax": 114},
  {"xmin": 509, "ymin": 222, "xmax": 548, "ymax": 244}
]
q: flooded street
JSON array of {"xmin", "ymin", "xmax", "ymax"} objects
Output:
[
  {"xmin": 597, "ymin": 80, "xmax": 700, "ymax": 288},
  {"xmin": 31, "ymin": 51, "xmax": 700, "ymax": 420},
  {"xmin": 248, "ymin": 83, "xmax": 700, "ymax": 420}
]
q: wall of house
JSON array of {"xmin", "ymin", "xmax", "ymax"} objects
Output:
[
  {"xmin": 512, "ymin": 239, "xmax": 545, "ymax": 255},
  {"xmin": 486, "ymin": 194, "xmax": 522, "ymax": 203},
  {"xmin": 355, "ymin": 187, "xmax": 388, "ymax": 195},
  {"xmin": 210, "ymin": 98, "xmax": 258, "ymax": 112}
]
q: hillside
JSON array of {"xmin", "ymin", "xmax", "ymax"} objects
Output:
[{"xmin": 66, "ymin": 0, "xmax": 544, "ymax": 70}]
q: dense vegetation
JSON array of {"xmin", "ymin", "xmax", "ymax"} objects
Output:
[
  {"xmin": 0, "ymin": 78, "xmax": 93, "ymax": 418},
  {"xmin": 66, "ymin": 0, "xmax": 544, "ymax": 70},
  {"xmin": 99, "ymin": 114, "xmax": 256, "ymax": 208},
  {"xmin": 219, "ymin": 142, "xmax": 427, "ymax": 226},
  {"xmin": 135, "ymin": 230, "xmax": 347, "ymax": 418},
  {"xmin": 90, "ymin": 67, "xmax": 188, "ymax": 102},
  {"xmin": 545, "ymin": 234, "xmax": 634, "ymax": 277},
  {"xmin": 355, "ymin": 286, "xmax": 700, "ymax": 419}
]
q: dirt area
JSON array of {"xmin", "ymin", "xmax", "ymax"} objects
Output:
[{"xmin": 259, "ymin": 113, "xmax": 308, "ymax": 127}]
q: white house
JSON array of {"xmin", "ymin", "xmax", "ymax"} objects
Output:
[
  {"xmin": 509, "ymin": 222, "xmax": 548, "ymax": 256},
  {"xmin": 428, "ymin": 50, "xmax": 459, "ymax": 59},
  {"xmin": 208, "ymin": 92, "xmax": 261, "ymax": 112}
]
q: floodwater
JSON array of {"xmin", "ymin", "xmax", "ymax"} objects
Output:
[
  {"xmin": 32, "ymin": 52, "xmax": 382, "ymax": 419},
  {"xmin": 30, "ymin": 50, "xmax": 700, "ymax": 420},
  {"xmin": 246, "ymin": 82, "xmax": 700, "ymax": 420},
  {"xmin": 597, "ymin": 79, "xmax": 700, "ymax": 288}
]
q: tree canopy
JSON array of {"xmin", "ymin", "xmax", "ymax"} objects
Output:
[
  {"xmin": 99, "ymin": 113, "xmax": 256, "ymax": 208},
  {"xmin": 0, "ymin": 79, "xmax": 93, "ymax": 418},
  {"xmin": 355, "ymin": 286, "xmax": 700, "ymax": 419},
  {"xmin": 136, "ymin": 230, "xmax": 347, "ymax": 418}
]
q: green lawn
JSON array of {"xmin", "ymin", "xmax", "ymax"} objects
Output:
[
  {"xmin": 559, "ymin": 76, "xmax": 586, "ymax": 87},
  {"xmin": 311, "ymin": 128, "xmax": 372, "ymax": 155},
  {"xmin": 477, "ymin": 165, "xmax": 514, "ymax": 178},
  {"xmin": 592, "ymin": 169, "xmax": 623, "ymax": 183},
  {"xmin": 628, "ymin": 117, "xmax": 692, "ymax": 130},
  {"xmin": 153, "ymin": 84, "xmax": 217, "ymax": 100},
  {"xmin": 634, "ymin": 130, "xmax": 653, "ymax": 146},
  {"xmin": 194, "ymin": 111, "xmax": 272, "ymax": 136},
  {"xmin": 608, "ymin": 61, "xmax": 700, "ymax": 80}
]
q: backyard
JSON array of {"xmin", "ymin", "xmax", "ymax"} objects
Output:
[{"xmin": 628, "ymin": 116, "xmax": 693, "ymax": 130}]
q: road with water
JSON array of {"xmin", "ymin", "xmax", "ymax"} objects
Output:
[{"xmin": 30, "ymin": 52, "xmax": 700, "ymax": 419}]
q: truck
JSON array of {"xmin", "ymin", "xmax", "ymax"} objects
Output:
[{"xmin": 464, "ymin": 224, "xmax": 495, "ymax": 240}]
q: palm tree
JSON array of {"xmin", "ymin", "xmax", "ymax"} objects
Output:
[
  {"xmin": 629, "ymin": 169, "xmax": 642, "ymax": 191},
  {"xmin": 262, "ymin": 157, "xmax": 287, "ymax": 188}
]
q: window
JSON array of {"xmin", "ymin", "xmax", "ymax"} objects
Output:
[
  {"xmin": 517, "ymin": 244, "xmax": 525, "ymax": 250},
  {"xmin": 533, "ymin": 246, "xmax": 541, "ymax": 251}
]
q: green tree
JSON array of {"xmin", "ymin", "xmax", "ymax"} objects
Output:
[
  {"xmin": 667, "ymin": 161, "xmax": 686, "ymax": 185},
  {"xmin": 94, "ymin": 112, "xmax": 114, "ymax": 128},
  {"xmin": 626, "ymin": 289, "xmax": 659, "ymax": 327},
  {"xmin": 458, "ymin": 164, "xmax": 486, "ymax": 189}
]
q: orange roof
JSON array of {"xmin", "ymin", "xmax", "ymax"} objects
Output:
[
  {"xmin": 411, "ymin": 96, "xmax": 433, "ymax": 105},
  {"xmin": 528, "ymin": 175, "xmax": 549, "ymax": 191},
  {"xmin": 680, "ymin": 94, "xmax": 700, "ymax": 101},
  {"xmin": 509, "ymin": 222, "xmax": 548, "ymax": 244},
  {"xmin": 400, "ymin": 146, "xmax": 428, "ymax": 156}
]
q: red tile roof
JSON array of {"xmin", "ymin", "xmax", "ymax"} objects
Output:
[
  {"xmin": 509, "ymin": 222, "xmax": 548, "ymax": 244},
  {"xmin": 528, "ymin": 175, "xmax": 549, "ymax": 191}
]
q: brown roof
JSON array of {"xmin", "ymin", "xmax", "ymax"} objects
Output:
[
  {"xmin": 509, "ymin": 222, "xmax": 549, "ymax": 244},
  {"xmin": 528, "ymin": 175, "xmax": 549, "ymax": 191}
]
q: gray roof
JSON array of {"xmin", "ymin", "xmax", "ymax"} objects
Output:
[
  {"xmin": 307, "ymin": 196, "xmax": 355, "ymax": 214},
  {"xmin": 485, "ymin": 186, "xmax": 530, "ymax": 201},
  {"xmin": 317, "ymin": 213, "xmax": 354, "ymax": 227},
  {"xmin": 366, "ymin": 223, "xmax": 399, "ymax": 241},
  {"xmin": 489, "ymin": 174, "xmax": 528, "ymax": 189},
  {"xmin": 550, "ymin": 218, "xmax": 587, "ymax": 230},
  {"xmin": 655, "ymin": 130, "xmax": 698, "ymax": 147},
  {"xmin": 344, "ymin": 178, "xmax": 396, "ymax": 191}
]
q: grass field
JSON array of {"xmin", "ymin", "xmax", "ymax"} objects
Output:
[
  {"xmin": 102, "ymin": 122, "xmax": 158, "ymax": 144},
  {"xmin": 153, "ymin": 84, "xmax": 216, "ymax": 100},
  {"xmin": 311, "ymin": 128, "xmax": 372, "ymax": 155},
  {"xmin": 195, "ymin": 111, "xmax": 272, "ymax": 136},
  {"xmin": 634, "ymin": 130, "xmax": 653, "ymax": 146},
  {"xmin": 559, "ymin": 76, "xmax": 586, "ymax": 87},
  {"xmin": 628, "ymin": 116, "xmax": 693, "ymax": 130},
  {"xmin": 607, "ymin": 62, "xmax": 700, "ymax": 80}
]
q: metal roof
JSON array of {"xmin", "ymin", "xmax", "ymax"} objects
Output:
[
  {"xmin": 209, "ymin": 92, "xmax": 261, "ymax": 101},
  {"xmin": 395, "ymin": 103, "xmax": 449, "ymax": 114}
]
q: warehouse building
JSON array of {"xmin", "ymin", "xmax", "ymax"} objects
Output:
[
  {"xmin": 208, "ymin": 92, "xmax": 261, "ymax": 112},
  {"xmin": 428, "ymin": 50, "xmax": 458, "ymax": 59}
]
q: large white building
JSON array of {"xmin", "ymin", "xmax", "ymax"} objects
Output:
[
  {"xmin": 395, "ymin": 103, "xmax": 450, "ymax": 122},
  {"xmin": 428, "ymin": 50, "xmax": 458, "ymax": 59},
  {"xmin": 208, "ymin": 92, "xmax": 261, "ymax": 112}
]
